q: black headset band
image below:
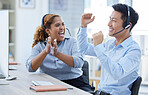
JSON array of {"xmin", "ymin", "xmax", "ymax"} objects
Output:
[
  {"xmin": 42, "ymin": 14, "xmax": 48, "ymax": 29},
  {"xmin": 126, "ymin": 5, "xmax": 130, "ymax": 26},
  {"xmin": 42, "ymin": 14, "xmax": 49, "ymax": 38}
]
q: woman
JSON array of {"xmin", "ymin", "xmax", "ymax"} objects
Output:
[{"xmin": 26, "ymin": 14, "xmax": 92, "ymax": 92}]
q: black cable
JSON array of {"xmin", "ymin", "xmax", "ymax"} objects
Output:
[{"xmin": 66, "ymin": 28, "xmax": 71, "ymax": 36}]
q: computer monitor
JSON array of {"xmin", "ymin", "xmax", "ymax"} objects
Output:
[{"xmin": 0, "ymin": 10, "xmax": 9, "ymax": 78}]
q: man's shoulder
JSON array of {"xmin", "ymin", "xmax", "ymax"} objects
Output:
[
  {"xmin": 128, "ymin": 39, "xmax": 140, "ymax": 48},
  {"xmin": 65, "ymin": 37, "xmax": 76, "ymax": 42}
]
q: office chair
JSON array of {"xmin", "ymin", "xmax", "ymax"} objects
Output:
[
  {"xmin": 82, "ymin": 60, "xmax": 89, "ymax": 82},
  {"xmin": 82, "ymin": 61, "xmax": 142, "ymax": 95},
  {"xmin": 82, "ymin": 60, "xmax": 95, "ymax": 94},
  {"xmin": 130, "ymin": 76, "xmax": 142, "ymax": 95}
]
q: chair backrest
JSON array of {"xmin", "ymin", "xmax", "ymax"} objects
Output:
[
  {"xmin": 82, "ymin": 60, "xmax": 96, "ymax": 94},
  {"xmin": 131, "ymin": 76, "xmax": 142, "ymax": 95},
  {"xmin": 82, "ymin": 60, "xmax": 89, "ymax": 82}
]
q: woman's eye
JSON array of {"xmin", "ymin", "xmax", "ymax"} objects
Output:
[
  {"xmin": 62, "ymin": 23, "xmax": 65, "ymax": 26},
  {"xmin": 55, "ymin": 24, "xmax": 60, "ymax": 27}
]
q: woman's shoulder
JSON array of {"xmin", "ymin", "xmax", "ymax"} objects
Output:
[
  {"xmin": 36, "ymin": 41, "xmax": 44, "ymax": 46},
  {"xmin": 33, "ymin": 41, "xmax": 45, "ymax": 49}
]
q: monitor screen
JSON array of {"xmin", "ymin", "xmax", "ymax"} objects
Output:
[{"xmin": 0, "ymin": 10, "xmax": 9, "ymax": 78}]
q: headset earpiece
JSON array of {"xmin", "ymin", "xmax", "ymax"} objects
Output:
[
  {"xmin": 123, "ymin": 22, "xmax": 128, "ymax": 28},
  {"xmin": 125, "ymin": 24, "xmax": 130, "ymax": 29}
]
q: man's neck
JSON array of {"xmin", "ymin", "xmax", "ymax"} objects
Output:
[{"xmin": 115, "ymin": 34, "xmax": 131, "ymax": 46}]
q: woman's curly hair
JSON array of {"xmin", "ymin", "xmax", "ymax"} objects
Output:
[
  {"xmin": 32, "ymin": 26, "xmax": 45, "ymax": 47},
  {"xmin": 32, "ymin": 14, "xmax": 60, "ymax": 47}
]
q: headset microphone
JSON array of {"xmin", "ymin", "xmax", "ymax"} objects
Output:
[
  {"xmin": 112, "ymin": 24, "xmax": 130, "ymax": 35},
  {"xmin": 112, "ymin": 28, "xmax": 125, "ymax": 36},
  {"xmin": 66, "ymin": 28, "xmax": 71, "ymax": 36}
]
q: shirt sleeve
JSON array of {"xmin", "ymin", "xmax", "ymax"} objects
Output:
[
  {"xmin": 77, "ymin": 27, "xmax": 97, "ymax": 56},
  {"xmin": 25, "ymin": 44, "xmax": 41, "ymax": 72},
  {"xmin": 94, "ymin": 43, "xmax": 141, "ymax": 80},
  {"xmin": 69, "ymin": 38, "xmax": 84, "ymax": 68}
]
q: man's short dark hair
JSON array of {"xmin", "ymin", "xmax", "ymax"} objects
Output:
[{"xmin": 112, "ymin": 3, "xmax": 139, "ymax": 31}]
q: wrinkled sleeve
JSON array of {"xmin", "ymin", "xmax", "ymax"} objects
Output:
[
  {"xmin": 94, "ymin": 43, "xmax": 141, "ymax": 80},
  {"xmin": 70, "ymin": 38, "xmax": 85, "ymax": 68},
  {"xmin": 77, "ymin": 27, "xmax": 96, "ymax": 56},
  {"xmin": 25, "ymin": 44, "xmax": 41, "ymax": 72}
]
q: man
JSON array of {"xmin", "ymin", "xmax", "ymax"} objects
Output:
[{"xmin": 77, "ymin": 3, "xmax": 141, "ymax": 95}]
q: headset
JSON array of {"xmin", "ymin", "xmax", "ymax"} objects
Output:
[
  {"xmin": 42, "ymin": 14, "xmax": 48, "ymax": 29},
  {"xmin": 112, "ymin": 4, "xmax": 130, "ymax": 36},
  {"xmin": 66, "ymin": 28, "xmax": 71, "ymax": 36},
  {"xmin": 41, "ymin": 14, "xmax": 49, "ymax": 38},
  {"xmin": 42, "ymin": 14, "xmax": 72, "ymax": 37}
]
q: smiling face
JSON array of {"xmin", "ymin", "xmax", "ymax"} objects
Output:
[
  {"xmin": 46, "ymin": 17, "xmax": 65, "ymax": 43},
  {"xmin": 108, "ymin": 11, "xmax": 124, "ymax": 36}
]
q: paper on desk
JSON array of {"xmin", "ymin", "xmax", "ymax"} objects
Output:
[{"xmin": 32, "ymin": 80, "xmax": 54, "ymax": 86}]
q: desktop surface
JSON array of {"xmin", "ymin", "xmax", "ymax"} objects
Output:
[{"xmin": 0, "ymin": 63, "xmax": 92, "ymax": 95}]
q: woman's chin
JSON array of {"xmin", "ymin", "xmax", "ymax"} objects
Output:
[{"xmin": 59, "ymin": 38, "xmax": 65, "ymax": 41}]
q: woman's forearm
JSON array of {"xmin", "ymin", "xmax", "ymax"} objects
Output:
[
  {"xmin": 55, "ymin": 52, "xmax": 74, "ymax": 67},
  {"xmin": 31, "ymin": 50, "xmax": 48, "ymax": 71}
]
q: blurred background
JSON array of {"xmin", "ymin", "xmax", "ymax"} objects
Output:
[{"xmin": 0, "ymin": 0, "xmax": 148, "ymax": 94}]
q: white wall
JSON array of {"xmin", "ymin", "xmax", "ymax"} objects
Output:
[
  {"xmin": 49, "ymin": 0, "xmax": 84, "ymax": 37},
  {"xmin": 15, "ymin": 0, "xmax": 84, "ymax": 63},
  {"xmin": 15, "ymin": 0, "xmax": 49, "ymax": 63},
  {"xmin": 132, "ymin": 0, "xmax": 148, "ymax": 35}
]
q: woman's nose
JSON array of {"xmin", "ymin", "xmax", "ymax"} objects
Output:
[{"xmin": 60, "ymin": 25, "xmax": 65, "ymax": 29}]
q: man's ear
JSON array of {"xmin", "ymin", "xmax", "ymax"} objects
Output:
[{"xmin": 129, "ymin": 22, "xmax": 132, "ymax": 28}]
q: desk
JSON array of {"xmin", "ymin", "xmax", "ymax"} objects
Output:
[{"xmin": 0, "ymin": 63, "xmax": 92, "ymax": 95}]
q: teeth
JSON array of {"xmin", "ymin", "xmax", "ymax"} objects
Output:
[{"xmin": 59, "ymin": 31, "xmax": 64, "ymax": 34}]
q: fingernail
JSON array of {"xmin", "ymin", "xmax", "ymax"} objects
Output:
[{"xmin": 54, "ymin": 39, "xmax": 57, "ymax": 42}]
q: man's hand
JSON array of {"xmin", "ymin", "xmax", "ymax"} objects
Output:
[
  {"xmin": 44, "ymin": 37, "xmax": 51, "ymax": 54},
  {"xmin": 81, "ymin": 13, "xmax": 95, "ymax": 28},
  {"xmin": 93, "ymin": 31, "xmax": 104, "ymax": 46}
]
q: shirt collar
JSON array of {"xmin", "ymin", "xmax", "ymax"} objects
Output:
[
  {"xmin": 120, "ymin": 36, "xmax": 133, "ymax": 48},
  {"xmin": 111, "ymin": 36, "xmax": 133, "ymax": 49},
  {"xmin": 64, "ymin": 36, "xmax": 70, "ymax": 39}
]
